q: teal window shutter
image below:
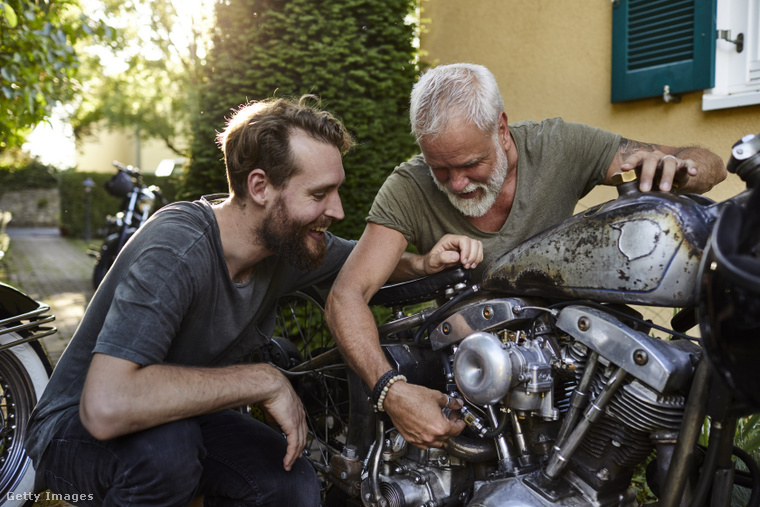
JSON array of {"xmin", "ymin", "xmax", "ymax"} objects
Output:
[{"xmin": 611, "ymin": 0, "xmax": 717, "ymax": 103}]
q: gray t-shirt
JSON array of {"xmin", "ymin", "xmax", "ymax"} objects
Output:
[
  {"xmin": 25, "ymin": 196, "xmax": 354, "ymax": 464},
  {"xmin": 368, "ymin": 117, "xmax": 621, "ymax": 278}
]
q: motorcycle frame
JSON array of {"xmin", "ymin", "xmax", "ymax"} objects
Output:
[
  {"xmin": 0, "ymin": 284, "xmax": 57, "ymax": 352},
  {"xmin": 114, "ymin": 185, "xmax": 153, "ymax": 254}
]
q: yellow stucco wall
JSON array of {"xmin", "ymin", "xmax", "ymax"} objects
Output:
[
  {"xmin": 76, "ymin": 126, "xmax": 179, "ymax": 174},
  {"xmin": 419, "ymin": 0, "xmax": 758, "ymax": 206}
]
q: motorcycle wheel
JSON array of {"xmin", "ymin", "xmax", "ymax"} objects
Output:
[
  {"xmin": 273, "ymin": 293, "xmax": 358, "ymax": 501},
  {"xmin": 273, "ymin": 292, "xmax": 350, "ymax": 449},
  {"xmin": 274, "ymin": 291, "xmax": 333, "ymax": 356},
  {"xmin": 0, "ymin": 331, "xmax": 51, "ymax": 507}
]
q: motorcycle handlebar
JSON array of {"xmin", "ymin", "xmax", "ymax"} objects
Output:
[{"xmin": 112, "ymin": 160, "xmax": 142, "ymax": 179}]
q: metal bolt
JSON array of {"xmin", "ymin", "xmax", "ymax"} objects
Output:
[
  {"xmin": 442, "ymin": 323, "xmax": 451, "ymax": 335},
  {"xmin": 483, "ymin": 306, "xmax": 494, "ymax": 320},
  {"xmin": 597, "ymin": 467, "xmax": 610, "ymax": 480},
  {"xmin": 342, "ymin": 444, "xmax": 358, "ymax": 460},
  {"xmin": 633, "ymin": 349, "xmax": 648, "ymax": 366},
  {"xmin": 578, "ymin": 316, "xmax": 591, "ymax": 331}
]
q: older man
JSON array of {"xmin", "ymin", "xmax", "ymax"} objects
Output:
[{"xmin": 326, "ymin": 63, "xmax": 727, "ymax": 450}]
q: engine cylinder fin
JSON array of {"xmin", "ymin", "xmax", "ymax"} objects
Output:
[
  {"xmin": 579, "ymin": 416, "xmax": 653, "ymax": 467},
  {"xmin": 555, "ymin": 377, "xmax": 577, "ymax": 414},
  {"xmin": 607, "ymin": 381, "xmax": 686, "ymax": 433}
]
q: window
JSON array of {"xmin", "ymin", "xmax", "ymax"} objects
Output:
[
  {"xmin": 702, "ymin": 0, "xmax": 760, "ymax": 110},
  {"xmin": 611, "ymin": 0, "xmax": 717, "ymax": 103}
]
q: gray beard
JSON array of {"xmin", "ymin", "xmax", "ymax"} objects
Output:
[{"xmin": 432, "ymin": 145, "xmax": 508, "ymax": 218}]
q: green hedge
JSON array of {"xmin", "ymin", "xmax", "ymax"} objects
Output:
[
  {"xmin": 184, "ymin": 0, "xmax": 420, "ymax": 241},
  {"xmin": 0, "ymin": 154, "xmax": 59, "ymax": 192},
  {"xmin": 0, "ymin": 152, "xmax": 180, "ymax": 239},
  {"xmin": 58, "ymin": 171, "xmax": 179, "ymax": 239}
]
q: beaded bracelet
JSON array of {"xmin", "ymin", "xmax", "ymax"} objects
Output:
[
  {"xmin": 376, "ymin": 374, "xmax": 406, "ymax": 412},
  {"xmin": 371, "ymin": 369, "xmax": 407, "ymax": 412},
  {"xmin": 371, "ymin": 369, "xmax": 398, "ymax": 406}
]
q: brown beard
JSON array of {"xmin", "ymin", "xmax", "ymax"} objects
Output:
[{"xmin": 258, "ymin": 196, "xmax": 327, "ymax": 272}]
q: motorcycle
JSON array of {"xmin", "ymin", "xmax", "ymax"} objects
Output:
[
  {"xmin": 0, "ymin": 282, "xmax": 54, "ymax": 506},
  {"xmin": 269, "ymin": 132, "xmax": 760, "ymax": 506},
  {"xmin": 91, "ymin": 161, "xmax": 165, "ymax": 289}
]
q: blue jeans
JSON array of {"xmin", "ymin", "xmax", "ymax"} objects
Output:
[{"xmin": 40, "ymin": 409, "xmax": 320, "ymax": 506}]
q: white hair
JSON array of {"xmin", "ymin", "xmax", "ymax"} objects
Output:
[{"xmin": 410, "ymin": 63, "xmax": 505, "ymax": 141}]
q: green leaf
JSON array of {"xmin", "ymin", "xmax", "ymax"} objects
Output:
[{"xmin": 1, "ymin": 2, "xmax": 17, "ymax": 28}]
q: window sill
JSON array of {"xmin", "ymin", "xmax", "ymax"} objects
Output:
[{"xmin": 702, "ymin": 89, "xmax": 760, "ymax": 110}]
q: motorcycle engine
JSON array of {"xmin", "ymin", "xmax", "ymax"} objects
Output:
[{"xmin": 364, "ymin": 297, "xmax": 699, "ymax": 506}]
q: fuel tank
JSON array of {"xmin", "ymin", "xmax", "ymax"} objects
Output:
[{"xmin": 482, "ymin": 187, "xmax": 719, "ymax": 306}]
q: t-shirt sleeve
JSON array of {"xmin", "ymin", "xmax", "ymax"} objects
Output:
[
  {"xmin": 367, "ymin": 162, "xmax": 425, "ymax": 245},
  {"xmin": 561, "ymin": 120, "xmax": 621, "ymax": 197},
  {"xmin": 93, "ymin": 245, "xmax": 196, "ymax": 366}
]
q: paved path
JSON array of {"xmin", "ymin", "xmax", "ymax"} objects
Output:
[{"xmin": 4, "ymin": 228, "xmax": 94, "ymax": 365}]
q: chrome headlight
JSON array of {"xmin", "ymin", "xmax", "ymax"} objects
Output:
[{"xmin": 137, "ymin": 190, "xmax": 156, "ymax": 214}]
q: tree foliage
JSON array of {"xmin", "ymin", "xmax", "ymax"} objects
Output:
[
  {"xmin": 70, "ymin": 0, "xmax": 212, "ymax": 158},
  {"xmin": 184, "ymin": 0, "xmax": 421, "ymax": 240},
  {"xmin": 0, "ymin": 0, "xmax": 111, "ymax": 150}
]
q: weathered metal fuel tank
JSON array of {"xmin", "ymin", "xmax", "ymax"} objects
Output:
[{"xmin": 482, "ymin": 177, "xmax": 720, "ymax": 306}]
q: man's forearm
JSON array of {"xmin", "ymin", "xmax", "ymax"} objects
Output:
[
  {"xmin": 388, "ymin": 251, "xmax": 426, "ymax": 283},
  {"xmin": 81, "ymin": 356, "xmax": 286, "ymax": 440},
  {"xmin": 325, "ymin": 289, "xmax": 393, "ymax": 388}
]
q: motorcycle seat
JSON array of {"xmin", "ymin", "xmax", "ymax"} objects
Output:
[{"xmin": 369, "ymin": 266, "xmax": 471, "ymax": 307}]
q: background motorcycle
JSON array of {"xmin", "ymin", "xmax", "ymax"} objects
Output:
[
  {"xmin": 268, "ymin": 133, "xmax": 760, "ymax": 506},
  {"xmin": 0, "ymin": 282, "xmax": 54, "ymax": 506},
  {"xmin": 91, "ymin": 161, "xmax": 165, "ymax": 289}
]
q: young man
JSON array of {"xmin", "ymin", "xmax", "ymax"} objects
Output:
[
  {"xmin": 24, "ymin": 96, "xmax": 478, "ymax": 506},
  {"xmin": 326, "ymin": 63, "xmax": 727, "ymax": 451}
]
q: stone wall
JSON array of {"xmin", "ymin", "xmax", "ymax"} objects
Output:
[{"xmin": 0, "ymin": 188, "xmax": 60, "ymax": 227}]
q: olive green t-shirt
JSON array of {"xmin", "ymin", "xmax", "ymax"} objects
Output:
[{"xmin": 368, "ymin": 117, "xmax": 621, "ymax": 278}]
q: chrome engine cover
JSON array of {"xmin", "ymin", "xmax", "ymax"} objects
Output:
[
  {"xmin": 453, "ymin": 332, "xmax": 554, "ymax": 417},
  {"xmin": 467, "ymin": 472, "xmax": 638, "ymax": 506}
]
